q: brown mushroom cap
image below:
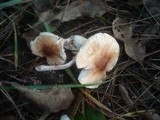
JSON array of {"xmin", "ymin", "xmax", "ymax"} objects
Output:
[
  {"xmin": 30, "ymin": 32, "xmax": 66, "ymax": 65},
  {"xmin": 76, "ymin": 33, "xmax": 119, "ymax": 88}
]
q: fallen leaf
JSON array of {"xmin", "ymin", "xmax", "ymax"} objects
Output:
[
  {"xmin": 143, "ymin": 0, "xmax": 160, "ymax": 22},
  {"xmin": 124, "ymin": 38, "xmax": 146, "ymax": 63},
  {"xmin": 54, "ymin": 0, "xmax": 106, "ymax": 22},
  {"xmin": 118, "ymin": 84, "xmax": 134, "ymax": 107},
  {"xmin": 33, "ymin": 0, "xmax": 106, "ymax": 25},
  {"xmin": 112, "ymin": 17, "xmax": 132, "ymax": 42},
  {"xmin": 112, "ymin": 17, "xmax": 146, "ymax": 63},
  {"xmin": 9, "ymin": 82, "xmax": 74, "ymax": 113}
]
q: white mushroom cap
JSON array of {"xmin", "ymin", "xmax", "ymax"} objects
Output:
[
  {"xmin": 30, "ymin": 32, "xmax": 66, "ymax": 65},
  {"xmin": 60, "ymin": 114, "xmax": 70, "ymax": 120},
  {"xmin": 72, "ymin": 35, "xmax": 88, "ymax": 50},
  {"xmin": 76, "ymin": 33, "xmax": 119, "ymax": 88}
]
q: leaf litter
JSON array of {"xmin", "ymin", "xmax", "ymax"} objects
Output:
[
  {"xmin": 8, "ymin": 82, "xmax": 74, "ymax": 113},
  {"xmin": 112, "ymin": 17, "xmax": 146, "ymax": 64},
  {"xmin": 0, "ymin": 0, "xmax": 160, "ymax": 119},
  {"xmin": 33, "ymin": 0, "xmax": 107, "ymax": 26}
]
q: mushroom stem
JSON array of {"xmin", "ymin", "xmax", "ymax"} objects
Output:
[{"xmin": 35, "ymin": 58, "xmax": 75, "ymax": 71}]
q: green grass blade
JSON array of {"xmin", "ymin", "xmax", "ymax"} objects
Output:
[
  {"xmin": 44, "ymin": 22, "xmax": 52, "ymax": 33},
  {"xmin": 65, "ymin": 68, "xmax": 77, "ymax": 83},
  {"xmin": 1, "ymin": 83, "xmax": 107, "ymax": 90},
  {"xmin": 13, "ymin": 21, "xmax": 18, "ymax": 69},
  {"xmin": 44, "ymin": 21, "xmax": 57, "ymax": 33},
  {"xmin": 0, "ymin": 0, "xmax": 23, "ymax": 9},
  {"xmin": 12, "ymin": 6, "xmax": 37, "ymax": 17},
  {"xmin": 1, "ymin": 13, "xmax": 18, "ymax": 69}
]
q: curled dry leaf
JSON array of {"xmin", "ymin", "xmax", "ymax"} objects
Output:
[
  {"xmin": 118, "ymin": 84, "xmax": 134, "ymax": 107},
  {"xmin": 124, "ymin": 38, "xmax": 146, "ymax": 63},
  {"xmin": 30, "ymin": 32, "xmax": 66, "ymax": 65},
  {"xmin": 9, "ymin": 82, "xmax": 74, "ymax": 113},
  {"xmin": 54, "ymin": 0, "xmax": 106, "ymax": 22},
  {"xmin": 76, "ymin": 33, "xmax": 120, "ymax": 88},
  {"xmin": 112, "ymin": 17, "xmax": 132, "ymax": 42},
  {"xmin": 112, "ymin": 17, "xmax": 146, "ymax": 63}
]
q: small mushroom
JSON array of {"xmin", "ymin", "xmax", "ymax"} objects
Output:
[
  {"xmin": 30, "ymin": 32, "xmax": 66, "ymax": 65},
  {"xmin": 64, "ymin": 35, "xmax": 88, "ymax": 52},
  {"xmin": 60, "ymin": 114, "xmax": 70, "ymax": 120},
  {"xmin": 76, "ymin": 33, "xmax": 120, "ymax": 88}
]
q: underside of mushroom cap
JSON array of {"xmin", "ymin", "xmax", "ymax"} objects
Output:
[
  {"xmin": 76, "ymin": 33, "xmax": 120, "ymax": 88},
  {"xmin": 30, "ymin": 32, "xmax": 66, "ymax": 65},
  {"xmin": 76, "ymin": 33, "xmax": 119, "ymax": 71}
]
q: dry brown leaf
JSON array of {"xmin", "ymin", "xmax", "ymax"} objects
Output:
[
  {"xmin": 9, "ymin": 82, "xmax": 74, "ymax": 113},
  {"xmin": 124, "ymin": 38, "xmax": 146, "ymax": 64},
  {"xmin": 112, "ymin": 17, "xmax": 146, "ymax": 63},
  {"xmin": 54, "ymin": 0, "xmax": 106, "ymax": 22},
  {"xmin": 34, "ymin": 0, "xmax": 106, "ymax": 25},
  {"xmin": 112, "ymin": 17, "xmax": 132, "ymax": 42},
  {"xmin": 118, "ymin": 84, "xmax": 134, "ymax": 107}
]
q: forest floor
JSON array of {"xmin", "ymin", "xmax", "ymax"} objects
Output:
[{"xmin": 0, "ymin": 0, "xmax": 160, "ymax": 120}]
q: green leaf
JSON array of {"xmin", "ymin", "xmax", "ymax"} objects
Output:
[
  {"xmin": 75, "ymin": 110, "xmax": 87, "ymax": 120},
  {"xmin": 85, "ymin": 107, "xmax": 105, "ymax": 120}
]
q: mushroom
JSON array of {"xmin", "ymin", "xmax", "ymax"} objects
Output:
[
  {"xmin": 64, "ymin": 35, "xmax": 88, "ymax": 52},
  {"xmin": 30, "ymin": 32, "xmax": 66, "ymax": 65},
  {"xmin": 76, "ymin": 33, "xmax": 120, "ymax": 88},
  {"xmin": 60, "ymin": 114, "xmax": 70, "ymax": 120}
]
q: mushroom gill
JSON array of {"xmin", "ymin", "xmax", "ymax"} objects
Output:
[
  {"xmin": 76, "ymin": 33, "xmax": 120, "ymax": 88},
  {"xmin": 30, "ymin": 32, "xmax": 66, "ymax": 65}
]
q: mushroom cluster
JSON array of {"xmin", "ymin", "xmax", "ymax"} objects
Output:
[{"xmin": 30, "ymin": 32, "xmax": 119, "ymax": 89}]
